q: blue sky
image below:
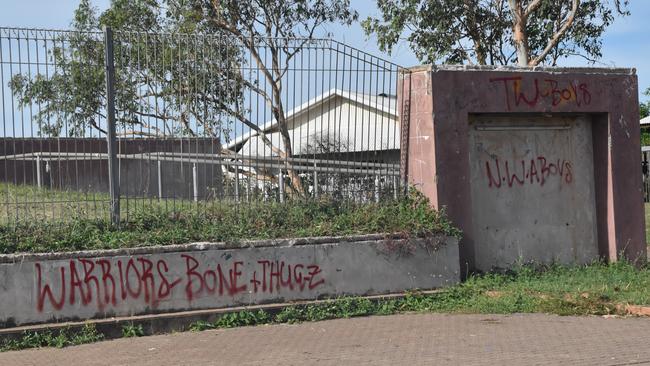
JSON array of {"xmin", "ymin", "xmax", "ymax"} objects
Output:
[{"xmin": 1, "ymin": 0, "xmax": 648, "ymax": 100}]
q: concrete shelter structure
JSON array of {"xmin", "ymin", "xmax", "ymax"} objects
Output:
[{"xmin": 401, "ymin": 65, "xmax": 646, "ymax": 272}]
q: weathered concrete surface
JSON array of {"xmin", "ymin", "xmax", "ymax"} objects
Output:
[
  {"xmin": 0, "ymin": 235, "xmax": 459, "ymax": 327},
  {"xmin": 402, "ymin": 65, "xmax": 646, "ymax": 271},
  {"xmin": 3, "ymin": 313, "xmax": 650, "ymax": 366},
  {"xmin": 468, "ymin": 115, "xmax": 598, "ymax": 271}
]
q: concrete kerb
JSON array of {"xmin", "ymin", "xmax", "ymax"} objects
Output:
[{"xmin": 0, "ymin": 289, "xmax": 445, "ymax": 343}]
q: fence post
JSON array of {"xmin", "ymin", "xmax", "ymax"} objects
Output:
[
  {"xmin": 279, "ymin": 169, "xmax": 285, "ymax": 203},
  {"xmin": 157, "ymin": 160, "xmax": 163, "ymax": 200},
  {"xmin": 192, "ymin": 163, "xmax": 199, "ymax": 202},
  {"xmin": 35, "ymin": 155, "xmax": 42, "ymax": 189},
  {"xmin": 313, "ymin": 160, "xmax": 318, "ymax": 198},
  {"xmin": 399, "ymin": 70, "xmax": 412, "ymax": 197},
  {"xmin": 234, "ymin": 165, "xmax": 240, "ymax": 202},
  {"xmin": 393, "ymin": 175, "xmax": 398, "ymax": 200},
  {"xmin": 374, "ymin": 175, "xmax": 380, "ymax": 203},
  {"xmin": 103, "ymin": 26, "xmax": 120, "ymax": 226}
]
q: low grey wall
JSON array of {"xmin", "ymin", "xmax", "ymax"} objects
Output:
[{"xmin": 0, "ymin": 235, "xmax": 459, "ymax": 327}]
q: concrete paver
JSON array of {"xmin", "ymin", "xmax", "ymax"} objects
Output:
[{"xmin": 2, "ymin": 313, "xmax": 650, "ymax": 366}]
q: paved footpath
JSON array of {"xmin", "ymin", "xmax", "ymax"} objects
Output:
[{"xmin": 2, "ymin": 313, "xmax": 650, "ymax": 366}]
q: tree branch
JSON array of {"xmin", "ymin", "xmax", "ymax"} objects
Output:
[
  {"xmin": 462, "ymin": 0, "xmax": 487, "ymax": 64},
  {"xmin": 529, "ymin": 0, "xmax": 580, "ymax": 66},
  {"xmin": 524, "ymin": 0, "xmax": 544, "ymax": 17},
  {"xmin": 201, "ymin": 94, "xmax": 286, "ymax": 158}
]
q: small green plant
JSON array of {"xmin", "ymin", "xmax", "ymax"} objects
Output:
[
  {"xmin": 274, "ymin": 306, "xmax": 304, "ymax": 324},
  {"xmin": 1, "ymin": 324, "xmax": 103, "ymax": 352},
  {"xmin": 215, "ymin": 310, "xmax": 270, "ymax": 328},
  {"xmin": 188, "ymin": 320, "xmax": 215, "ymax": 332},
  {"xmin": 121, "ymin": 323, "xmax": 145, "ymax": 338}
]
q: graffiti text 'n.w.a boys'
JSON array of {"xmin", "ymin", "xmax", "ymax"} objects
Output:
[
  {"xmin": 34, "ymin": 255, "xmax": 325, "ymax": 312},
  {"xmin": 485, "ymin": 156, "xmax": 573, "ymax": 188}
]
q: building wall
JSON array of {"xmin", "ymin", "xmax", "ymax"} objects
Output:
[
  {"xmin": 240, "ymin": 95, "xmax": 399, "ymax": 157},
  {"xmin": 0, "ymin": 138, "xmax": 224, "ymax": 200}
]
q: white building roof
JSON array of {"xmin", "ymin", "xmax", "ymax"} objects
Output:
[
  {"xmin": 239, "ymin": 117, "xmax": 399, "ymax": 158},
  {"xmin": 641, "ymin": 116, "xmax": 650, "ymax": 125},
  {"xmin": 226, "ymin": 89, "xmax": 399, "ymax": 154}
]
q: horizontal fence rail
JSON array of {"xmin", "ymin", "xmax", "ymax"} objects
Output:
[{"xmin": 0, "ymin": 26, "xmax": 408, "ymax": 226}]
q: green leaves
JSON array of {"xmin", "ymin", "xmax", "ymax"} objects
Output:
[
  {"xmin": 641, "ymin": 87, "xmax": 649, "ymax": 119},
  {"xmin": 210, "ymin": 0, "xmax": 358, "ymax": 40},
  {"xmin": 121, "ymin": 323, "xmax": 145, "ymax": 338},
  {"xmin": 9, "ymin": 0, "xmax": 244, "ymax": 138},
  {"xmin": 1, "ymin": 324, "xmax": 103, "ymax": 352},
  {"xmin": 364, "ymin": 0, "xmax": 630, "ymax": 66}
]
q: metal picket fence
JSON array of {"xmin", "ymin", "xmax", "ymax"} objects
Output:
[{"xmin": 0, "ymin": 26, "xmax": 409, "ymax": 225}]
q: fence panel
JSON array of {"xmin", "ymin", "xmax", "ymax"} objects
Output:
[
  {"xmin": 0, "ymin": 26, "xmax": 408, "ymax": 226},
  {"xmin": 0, "ymin": 27, "xmax": 113, "ymax": 225}
]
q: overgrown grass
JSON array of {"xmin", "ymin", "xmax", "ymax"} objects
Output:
[
  {"xmin": 0, "ymin": 182, "xmax": 112, "ymax": 222},
  {"xmin": 3, "ymin": 261, "xmax": 649, "ymax": 352},
  {"xmin": 0, "ymin": 189, "xmax": 459, "ymax": 254},
  {"xmin": 184, "ymin": 262, "xmax": 650, "ymax": 329},
  {"xmin": 430, "ymin": 261, "xmax": 650, "ymax": 315}
]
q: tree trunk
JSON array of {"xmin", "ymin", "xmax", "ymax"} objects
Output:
[
  {"xmin": 270, "ymin": 46, "xmax": 306, "ymax": 198},
  {"xmin": 509, "ymin": 0, "xmax": 530, "ymax": 66},
  {"xmin": 513, "ymin": 21, "xmax": 529, "ymax": 66},
  {"xmin": 277, "ymin": 122, "xmax": 306, "ymax": 197},
  {"xmin": 464, "ymin": 0, "xmax": 487, "ymax": 65}
]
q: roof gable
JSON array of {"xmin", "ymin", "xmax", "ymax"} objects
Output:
[{"xmin": 226, "ymin": 89, "xmax": 398, "ymax": 150}]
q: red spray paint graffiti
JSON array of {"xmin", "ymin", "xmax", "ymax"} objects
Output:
[
  {"xmin": 489, "ymin": 77, "xmax": 591, "ymax": 110},
  {"xmin": 35, "ymin": 255, "xmax": 325, "ymax": 312},
  {"xmin": 485, "ymin": 156, "xmax": 573, "ymax": 188}
]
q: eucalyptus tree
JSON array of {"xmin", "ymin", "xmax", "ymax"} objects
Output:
[
  {"xmin": 362, "ymin": 0, "xmax": 629, "ymax": 66},
  {"xmin": 10, "ymin": 0, "xmax": 243, "ymax": 138},
  {"xmin": 195, "ymin": 0, "xmax": 358, "ymax": 194},
  {"xmin": 11, "ymin": 0, "xmax": 357, "ymax": 196}
]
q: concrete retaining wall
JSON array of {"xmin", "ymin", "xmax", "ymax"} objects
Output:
[{"xmin": 0, "ymin": 235, "xmax": 459, "ymax": 327}]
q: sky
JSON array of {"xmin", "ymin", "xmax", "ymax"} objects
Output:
[{"xmin": 0, "ymin": 0, "xmax": 648, "ymax": 100}]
